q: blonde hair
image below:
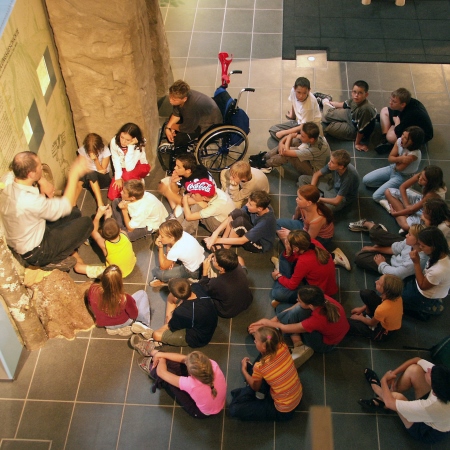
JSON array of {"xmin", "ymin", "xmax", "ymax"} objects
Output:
[
  {"xmin": 409, "ymin": 223, "xmax": 425, "ymax": 240},
  {"xmin": 230, "ymin": 161, "xmax": 252, "ymax": 180},
  {"xmin": 185, "ymin": 351, "xmax": 217, "ymax": 397}
]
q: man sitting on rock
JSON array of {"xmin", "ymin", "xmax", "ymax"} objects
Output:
[{"xmin": 0, "ymin": 152, "xmax": 93, "ymax": 271}]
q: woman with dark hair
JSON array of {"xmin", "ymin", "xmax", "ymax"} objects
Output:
[
  {"xmin": 250, "ymin": 285, "xmax": 349, "ymax": 368},
  {"xmin": 271, "ymin": 229, "xmax": 337, "ymax": 307},
  {"xmin": 76, "ymin": 133, "xmax": 111, "ymax": 207},
  {"xmin": 276, "ymin": 184, "xmax": 334, "ymax": 247},
  {"xmin": 107, "ymin": 123, "xmax": 151, "ymax": 200},
  {"xmin": 422, "ymin": 198, "xmax": 450, "ymax": 245},
  {"xmin": 384, "ymin": 165, "xmax": 447, "ymax": 231},
  {"xmin": 403, "ymin": 227, "xmax": 450, "ymax": 319}
]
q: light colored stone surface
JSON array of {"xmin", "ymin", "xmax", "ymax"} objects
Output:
[{"xmin": 45, "ymin": 0, "xmax": 172, "ymax": 160}]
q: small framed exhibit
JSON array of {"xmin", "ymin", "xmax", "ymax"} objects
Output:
[
  {"xmin": 36, "ymin": 47, "xmax": 56, "ymax": 104},
  {"xmin": 23, "ymin": 100, "xmax": 44, "ymax": 153}
]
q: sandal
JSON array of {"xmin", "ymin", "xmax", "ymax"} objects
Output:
[
  {"xmin": 364, "ymin": 367, "xmax": 381, "ymax": 387},
  {"xmin": 358, "ymin": 397, "xmax": 386, "ymax": 411}
]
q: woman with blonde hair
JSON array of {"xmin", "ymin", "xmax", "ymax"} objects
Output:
[
  {"xmin": 138, "ymin": 350, "xmax": 226, "ymax": 419},
  {"xmin": 87, "ymin": 265, "xmax": 150, "ymax": 336},
  {"xmin": 271, "ymin": 229, "xmax": 337, "ymax": 307}
]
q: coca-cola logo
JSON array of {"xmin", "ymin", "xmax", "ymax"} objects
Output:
[{"xmin": 186, "ymin": 179, "xmax": 214, "ymax": 195}]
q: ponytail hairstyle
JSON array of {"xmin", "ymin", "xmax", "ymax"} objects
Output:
[
  {"xmin": 185, "ymin": 351, "xmax": 217, "ymax": 398},
  {"xmin": 287, "ymin": 229, "xmax": 330, "ymax": 265},
  {"xmin": 297, "ymin": 185, "xmax": 334, "ymax": 225},
  {"xmin": 421, "ymin": 166, "xmax": 445, "ymax": 197},
  {"xmin": 254, "ymin": 326, "xmax": 284, "ymax": 365},
  {"xmin": 418, "ymin": 226, "xmax": 450, "ymax": 268},
  {"xmin": 98, "ymin": 265, "xmax": 125, "ymax": 317},
  {"xmin": 297, "ymin": 285, "xmax": 340, "ymax": 323}
]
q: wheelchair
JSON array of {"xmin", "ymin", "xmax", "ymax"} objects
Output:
[{"xmin": 157, "ymin": 57, "xmax": 255, "ymax": 173}]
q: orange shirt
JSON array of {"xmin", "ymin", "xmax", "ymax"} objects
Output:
[{"xmin": 252, "ymin": 344, "xmax": 302, "ymax": 412}]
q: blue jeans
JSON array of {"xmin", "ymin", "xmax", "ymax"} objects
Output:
[
  {"xmin": 276, "ymin": 218, "xmax": 304, "ymax": 231},
  {"xmin": 362, "ymin": 165, "xmax": 410, "ymax": 203},
  {"xmin": 277, "ymin": 304, "xmax": 336, "ymax": 353},
  {"xmin": 271, "ymin": 253, "xmax": 300, "ymax": 304},
  {"xmin": 153, "ymin": 264, "xmax": 200, "ymax": 282},
  {"xmin": 402, "ymin": 276, "xmax": 444, "ymax": 315}
]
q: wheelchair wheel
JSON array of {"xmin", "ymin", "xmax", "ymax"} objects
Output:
[
  {"xmin": 157, "ymin": 142, "xmax": 174, "ymax": 173},
  {"xmin": 195, "ymin": 125, "xmax": 248, "ymax": 172}
]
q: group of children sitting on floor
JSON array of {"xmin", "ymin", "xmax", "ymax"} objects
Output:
[{"xmin": 74, "ymin": 78, "xmax": 450, "ymax": 443}]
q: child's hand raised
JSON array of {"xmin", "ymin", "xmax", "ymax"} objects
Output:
[{"xmin": 155, "ymin": 236, "xmax": 163, "ymax": 248}]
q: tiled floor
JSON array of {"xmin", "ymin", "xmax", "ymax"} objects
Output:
[{"xmin": 2, "ymin": 1, "xmax": 450, "ymax": 449}]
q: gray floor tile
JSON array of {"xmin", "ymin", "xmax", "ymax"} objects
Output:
[
  {"xmin": 0, "ymin": 441, "xmax": 51, "ymax": 450},
  {"xmin": 65, "ymin": 403, "xmax": 122, "ymax": 450},
  {"xmin": 27, "ymin": 339, "xmax": 88, "ymax": 401},
  {"xmin": 16, "ymin": 401, "xmax": 73, "ymax": 450},
  {"xmin": 0, "ymin": 351, "xmax": 38, "ymax": 399},
  {"xmin": 0, "ymin": 400, "xmax": 23, "ymax": 439},
  {"xmin": 117, "ymin": 405, "xmax": 172, "ymax": 450},
  {"xmin": 77, "ymin": 339, "xmax": 132, "ymax": 403},
  {"xmin": 377, "ymin": 415, "xmax": 426, "ymax": 450}
]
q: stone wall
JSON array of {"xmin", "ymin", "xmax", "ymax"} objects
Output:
[{"xmin": 44, "ymin": 0, "xmax": 172, "ymax": 159}]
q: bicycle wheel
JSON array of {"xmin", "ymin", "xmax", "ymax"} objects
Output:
[{"xmin": 195, "ymin": 125, "xmax": 248, "ymax": 172}]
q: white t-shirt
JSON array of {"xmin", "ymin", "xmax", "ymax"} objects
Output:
[
  {"xmin": 287, "ymin": 89, "xmax": 322, "ymax": 125},
  {"xmin": 78, "ymin": 145, "xmax": 111, "ymax": 173},
  {"xmin": 396, "ymin": 359, "xmax": 450, "ymax": 432},
  {"xmin": 127, "ymin": 192, "xmax": 167, "ymax": 231},
  {"xmin": 417, "ymin": 256, "xmax": 450, "ymax": 299},
  {"xmin": 199, "ymin": 189, "xmax": 235, "ymax": 223},
  {"xmin": 167, "ymin": 231, "xmax": 204, "ymax": 272}
]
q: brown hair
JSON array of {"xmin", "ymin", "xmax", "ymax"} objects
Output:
[
  {"xmin": 331, "ymin": 149, "xmax": 351, "ymax": 167},
  {"xmin": 159, "ymin": 220, "xmax": 183, "ymax": 242},
  {"xmin": 83, "ymin": 133, "xmax": 105, "ymax": 158},
  {"xmin": 297, "ymin": 285, "xmax": 340, "ymax": 323},
  {"xmin": 169, "ymin": 80, "xmax": 190, "ymax": 98},
  {"xmin": 302, "ymin": 122, "xmax": 320, "ymax": 140},
  {"xmin": 380, "ymin": 274, "xmax": 403, "ymax": 300},
  {"xmin": 98, "ymin": 265, "xmax": 125, "ymax": 317},
  {"xmin": 297, "ymin": 185, "xmax": 333, "ymax": 224},
  {"xmin": 102, "ymin": 218, "xmax": 120, "ymax": 241},
  {"xmin": 248, "ymin": 191, "xmax": 271, "ymax": 209},
  {"xmin": 230, "ymin": 161, "xmax": 252, "ymax": 180},
  {"xmin": 124, "ymin": 179, "xmax": 144, "ymax": 200},
  {"xmin": 114, "ymin": 123, "xmax": 145, "ymax": 148},
  {"xmin": 254, "ymin": 326, "xmax": 284, "ymax": 365},
  {"xmin": 168, "ymin": 278, "xmax": 192, "ymax": 300},
  {"xmin": 11, "ymin": 152, "xmax": 38, "ymax": 179},
  {"xmin": 391, "ymin": 88, "xmax": 411, "ymax": 105},
  {"xmin": 287, "ymin": 230, "xmax": 330, "ymax": 265}
]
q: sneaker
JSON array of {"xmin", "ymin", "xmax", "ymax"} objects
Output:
[
  {"xmin": 261, "ymin": 166, "xmax": 273, "ymax": 174},
  {"xmin": 348, "ymin": 218, "xmax": 370, "ymax": 232},
  {"xmin": 106, "ymin": 326, "xmax": 132, "ymax": 337},
  {"xmin": 379, "ymin": 199, "xmax": 391, "ymax": 213},
  {"xmin": 41, "ymin": 256, "xmax": 77, "ymax": 272},
  {"xmin": 249, "ymin": 151, "xmax": 267, "ymax": 163},
  {"xmin": 131, "ymin": 322, "xmax": 154, "ymax": 340},
  {"xmin": 291, "ymin": 344, "xmax": 314, "ymax": 369},
  {"xmin": 313, "ymin": 92, "xmax": 333, "ymax": 102},
  {"xmin": 130, "ymin": 334, "xmax": 158, "ymax": 356},
  {"xmin": 332, "ymin": 248, "xmax": 351, "ymax": 271},
  {"xmin": 137, "ymin": 356, "xmax": 153, "ymax": 375},
  {"xmin": 187, "ymin": 278, "xmax": 200, "ymax": 284},
  {"xmin": 271, "ymin": 257, "xmax": 280, "ymax": 271},
  {"xmin": 149, "ymin": 278, "xmax": 168, "ymax": 288}
]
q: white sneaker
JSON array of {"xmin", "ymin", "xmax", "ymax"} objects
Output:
[
  {"xmin": 271, "ymin": 257, "xmax": 280, "ymax": 271},
  {"xmin": 106, "ymin": 326, "xmax": 132, "ymax": 337},
  {"xmin": 379, "ymin": 199, "xmax": 391, "ymax": 213},
  {"xmin": 333, "ymin": 248, "xmax": 351, "ymax": 271},
  {"xmin": 131, "ymin": 322, "xmax": 154, "ymax": 340},
  {"xmin": 291, "ymin": 344, "xmax": 314, "ymax": 369},
  {"xmin": 261, "ymin": 167, "xmax": 273, "ymax": 174}
]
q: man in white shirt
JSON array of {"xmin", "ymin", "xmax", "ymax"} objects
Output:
[{"xmin": 360, "ymin": 357, "xmax": 450, "ymax": 444}]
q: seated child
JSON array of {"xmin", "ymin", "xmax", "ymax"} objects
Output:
[
  {"xmin": 204, "ymin": 191, "xmax": 277, "ymax": 253},
  {"xmin": 111, "ymin": 179, "xmax": 168, "ymax": 241},
  {"xmin": 229, "ymin": 326, "xmax": 303, "ymax": 422},
  {"xmin": 363, "ymin": 126, "xmax": 424, "ymax": 203},
  {"xmin": 87, "ymin": 265, "xmax": 149, "ymax": 336},
  {"xmin": 383, "ymin": 165, "xmax": 447, "ymax": 232},
  {"xmin": 319, "ymin": 80, "xmax": 377, "ymax": 152},
  {"xmin": 179, "ymin": 178, "xmax": 235, "ymax": 235},
  {"xmin": 220, "ymin": 161, "xmax": 269, "ymax": 208},
  {"xmin": 268, "ymin": 76, "xmax": 322, "ymax": 141},
  {"xmin": 74, "ymin": 206, "xmax": 136, "ymax": 278},
  {"xmin": 131, "ymin": 278, "xmax": 218, "ymax": 348},
  {"xmin": 261, "ymin": 122, "xmax": 330, "ymax": 176},
  {"xmin": 198, "ymin": 249, "xmax": 253, "ymax": 318},
  {"xmin": 422, "ymin": 198, "xmax": 450, "ymax": 246},
  {"xmin": 354, "ymin": 224, "xmax": 427, "ymax": 279},
  {"xmin": 158, "ymin": 153, "xmax": 215, "ymax": 217},
  {"xmin": 137, "ymin": 350, "xmax": 226, "ymax": 419},
  {"xmin": 348, "ymin": 274, "xmax": 403, "ymax": 341},
  {"xmin": 249, "ymin": 286, "xmax": 349, "ymax": 368},
  {"xmin": 150, "ymin": 220, "xmax": 205, "ymax": 287},
  {"xmin": 299, "ymin": 149, "xmax": 360, "ymax": 212}
]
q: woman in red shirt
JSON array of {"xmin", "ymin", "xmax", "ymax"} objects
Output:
[{"xmin": 271, "ymin": 229, "xmax": 337, "ymax": 306}]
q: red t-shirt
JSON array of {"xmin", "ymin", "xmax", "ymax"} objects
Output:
[
  {"xmin": 87, "ymin": 284, "xmax": 138, "ymax": 327},
  {"xmin": 301, "ymin": 296, "xmax": 349, "ymax": 345},
  {"xmin": 279, "ymin": 239, "xmax": 338, "ymax": 296}
]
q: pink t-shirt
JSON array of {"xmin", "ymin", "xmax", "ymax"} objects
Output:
[{"xmin": 178, "ymin": 360, "xmax": 226, "ymax": 415}]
